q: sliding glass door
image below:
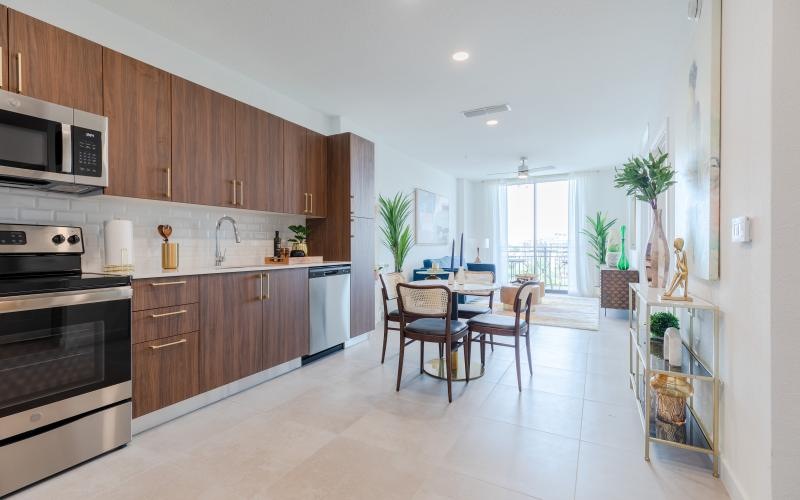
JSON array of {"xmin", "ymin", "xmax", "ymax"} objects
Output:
[{"xmin": 505, "ymin": 180, "xmax": 569, "ymax": 291}]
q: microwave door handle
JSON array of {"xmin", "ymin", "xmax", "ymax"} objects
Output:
[{"xmin": 61, "ymin": 124, "xmax": 72, "ymax": 174}]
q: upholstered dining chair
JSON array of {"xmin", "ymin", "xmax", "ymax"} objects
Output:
[
  {"xmin": 395, "ymin": 283, "xmax": 471, "ymax": 402},
  {"xmin": 467, "ymin": 281, "xmax": 536, "ymax": 391},
  {"xmin": 378, "ymin": 272, "xmax": 407, "ymax": 364}
]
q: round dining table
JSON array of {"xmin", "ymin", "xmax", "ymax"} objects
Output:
[{"xmin": 409, "ymin": 279, "xmax": 502, "ymax": 381}]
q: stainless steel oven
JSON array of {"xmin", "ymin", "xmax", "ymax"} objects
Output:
[
  {"xmin": 0, "ymin": 224, "xmax": 131, "ymax": 497},
  {"xmin": 0, "ymin": 89, "xmax": 108, "ymax": 194}
]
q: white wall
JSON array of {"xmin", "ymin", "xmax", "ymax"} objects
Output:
[
  {"xmin": 652, "ymin": 1, "xmax": 775, "ymax": 498},
  {"xmin": 581, "ymin": 168, "xmax": 628, "ymax": 244},
  {"xmin": 770, "ymin": 1, "xmax": 800, "ymax": 498}
]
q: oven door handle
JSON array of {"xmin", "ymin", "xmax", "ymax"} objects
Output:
[{"xmin": 0, "ymin": 286, "xmax": 132, "ymax": 314}]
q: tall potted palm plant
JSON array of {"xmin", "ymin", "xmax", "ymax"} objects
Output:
[
  {"xmin": 378, "ymin": 193, "xmax": 414, "ymax": 273},
  {"xmin": 613, "ymin": 151, "xmax": 676, "ymax": 288}
]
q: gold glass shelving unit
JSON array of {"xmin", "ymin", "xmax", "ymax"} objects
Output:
[{"xmin": 628, "ymin": 283, "xmax": 720, "ymax": 477}]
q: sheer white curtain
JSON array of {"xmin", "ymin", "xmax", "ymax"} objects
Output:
[
  {"xmin": 568, "ymin": 174, "xmax": 594, "ymax": 296},
  {"xmin": 489, "ymin": 182, "xmax": 509, "ymax": 284}
]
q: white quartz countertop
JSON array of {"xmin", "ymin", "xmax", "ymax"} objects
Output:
[{"xmin": 100, "ymin": 261, "xmax": 352, "ymax": 280}]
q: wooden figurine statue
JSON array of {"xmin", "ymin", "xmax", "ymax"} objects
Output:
[{"xmin": 661, "ymin": 237, "xmax": 692, "ymax": 302}]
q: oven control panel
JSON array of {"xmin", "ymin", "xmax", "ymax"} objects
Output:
[
  {"xmin": 72, "ymin": 126, "xmax": 103, "ymax": 177},
  {"xmin": 0, "ymin": 224, "xmax": 84, "ymax": 254}
]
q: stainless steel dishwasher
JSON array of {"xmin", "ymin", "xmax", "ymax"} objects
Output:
[{"xmin": 305, "ymin": 265, "xmax": 351, "ymax": 363}]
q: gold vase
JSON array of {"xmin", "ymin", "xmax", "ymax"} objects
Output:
[
  {"xmin": 291, "ymin": 242, "xmax": 308, "ymax": 256},
  {"xmin": 161, "ymin": 242, "xmax": 179, "ymax": 270}
]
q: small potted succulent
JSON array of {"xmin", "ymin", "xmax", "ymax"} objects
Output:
[
  {"xmin": 288, "ymin": 225, "xmax": 310, "ymax": 257},
  {"xmin": 649, "ymin": 311, "xmax": 679, "ymax": 341},
  {"xmin": 606, "ymin": 242, "xmax": 621, "ymax": 268}
]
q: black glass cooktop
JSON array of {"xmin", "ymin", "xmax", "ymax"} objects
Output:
[{"xmin": 0, "ymin": 273, "xmax": 131, "ymax": 297}]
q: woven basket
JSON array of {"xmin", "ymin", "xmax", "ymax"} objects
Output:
[{"xmin": 655, "ymin": 392, "xmax": 687, "ymax": 424}]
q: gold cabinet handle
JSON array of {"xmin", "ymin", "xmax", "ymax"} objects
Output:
[
  {"xmin": 310, "ymin": 193, "xmax": 313, "ymax": 214},
  {"xmin": 150, "ymin": 309, "xmax": 187, "ymax": 319},
  {"xmin": 232, "ymin": 179, "xmax": 237, "ymax": 205},
  {"xmin": 266, "ymin": 272, "xmax": 271, "ymax": 299},
  {"xmin": 166, "ymin": 167, "xmax": 172, "ymax": 198},
  {"xmin": 0, "ymin": 46, "xmax": 4, "ymax": 88},
  {"xmin": 16, "ymin": 52, "xmax": 21, "ymax": 94},
  {"xmin": 303, "ymin": 193, "xmax": 308, "ymax": 213},
  {"xmin": 259, "ymin": 273, "xmax": 265, "ymax": 301},
  {"xmin": 150, "ymin": 280, "xmax": 187, "ymax": 287},
  {"xmin": 238, "ymin": 180, "xmax": 244, "ymax": 206},
  {"xmin": 149, "ymin": 338, "xmax": 187, "ymax": 350}
]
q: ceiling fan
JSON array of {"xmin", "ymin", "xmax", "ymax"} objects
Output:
[{"xmin": 488, "ymin": 157, "xmax": 555, "ymax": 179}]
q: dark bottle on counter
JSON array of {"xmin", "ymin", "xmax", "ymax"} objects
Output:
[{"xmin": 273, "ymin": 231, "xmax": 281, "ymax": 258}]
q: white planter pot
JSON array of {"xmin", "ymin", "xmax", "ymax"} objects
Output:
[{"xmin": 606, "ymin": 251, "xmax": 621, "ymax": 268}]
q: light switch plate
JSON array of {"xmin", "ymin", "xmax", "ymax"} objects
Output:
[{"xmin": 732, "ymin": 216, "xmax": 751, "ymax": 243}]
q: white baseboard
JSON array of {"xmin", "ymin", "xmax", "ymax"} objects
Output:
[
  {"xmin": 132, "ymin": 358, "xmax": 301, "ymax": 435},
  {"xmin": 721, "ymin": 457, "xmax": 749, "ymax": 500},
  {"xmin": 345, "ymin": 331, "xmax": 371, "ymax": 348}
]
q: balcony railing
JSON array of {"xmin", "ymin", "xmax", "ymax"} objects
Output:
[{"xmin": 505, "ymin": 243, "xmax": 569, "ymax": 292}]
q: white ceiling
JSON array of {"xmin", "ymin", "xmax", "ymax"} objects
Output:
[{"xmin": 89, "ymin": 0, "xmax": 691, "ymax": 179}]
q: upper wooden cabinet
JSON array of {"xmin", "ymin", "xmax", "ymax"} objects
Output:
[
  {"xmin": 235, "ymin": 102, "xmax": 284, "ymax": 212},
  {"xmin": 282, "ymin": 120, "xmax": 307, "ymax": 215},
  {"xmin": 0, "ymin": 6, "xmax": 8, "ymax": 93},
  {"xmin": 350, "ymin": 135, "xmax": 375, "ymax": 218},
  {"xmin": 103, "ymin": 49, "xmax": 171, "ymax": 200},
  {"xmin": 306, "ymin": 129, "xmax": 327, "ymax": 217},
  {"xmin": 7, "ymin": 10, "xmax": 102, "ymax": 114},
  {"xmin": 171, "ymin": 76, "xmax": 236, "ymax": 207}
]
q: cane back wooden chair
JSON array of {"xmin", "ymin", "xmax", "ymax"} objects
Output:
[
  {"xmin": 395, "ymin": 283, "xmax": 470, "ymax": 402},
  {"xmin": 378, "ymin": 272, "xmax": 407, "ymax": 364},
  {"xmin": 467, "ymin": 281, "xmax": 536, "ymax": 391}
]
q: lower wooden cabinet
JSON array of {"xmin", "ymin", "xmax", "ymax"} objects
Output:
[
  {"xmin": 133, "ymin": 331, "xmax": 200, "ymax": 418},
  {"xmin": 262, "ymin": 268, "xmax": 309, "ymax": 369},
  {"xmin": 350, "ymin": 217, "xmax": 376, "ymax": 338}
]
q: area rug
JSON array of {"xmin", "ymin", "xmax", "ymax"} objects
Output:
[{"xmin": 473, "ymin": 294, "xmax": 600, "ymax": 331}]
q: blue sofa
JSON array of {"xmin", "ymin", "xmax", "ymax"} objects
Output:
[{"xmin": 412, "ymin": 259, "xmax": 497, "ymax": 305}]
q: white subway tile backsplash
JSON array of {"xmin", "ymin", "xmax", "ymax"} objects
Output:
[{"xmin": 0, "ymin": 189, "xmax": 305, "ymax": 273}]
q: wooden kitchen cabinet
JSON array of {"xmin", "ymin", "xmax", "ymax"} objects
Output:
[
  {"xmin": 306, "ymin": 129, "xmax": 327, "ymax": 217},
  {"xmin": 133, "ymin": 331, "xmax": 200, "ymax": 418},
  {"xmin": 7, "ymin": 9, "xmax": 103, "ymax": 114},
  {"xmin": 199, "ymin": 272, "xmax": 263, "ymax": 391},
  {"xmin": 350, "ymin": 217, "xmax": 376, "ymax": 338},
  {"xmin": 0, "ymin": 6, "xmax": 7, "ymax": 93},
  {"xmin": 283, "ymin": 120, "xmax": 308, "ymax": 215},
  {"xmin": 103, "ymin": 49, "xmax": 171, "ymax": 200},
  {"xmin": 235, "ymin": 102, "xmax": 284, "ymax": 212},
  {"xmin": 171, "ymin": 76, "xmax": 236, "ymax": 207},
  {"xmin": 262, "ymin": 268, "xmax": 309, "ymax": 369},
  {"xmin": 308, "ymin": 133, "xmax": 375, "ymax": 338}
]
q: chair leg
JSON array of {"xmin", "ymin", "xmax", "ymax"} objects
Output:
[
  {"xmin": 444, "ymin": 342, "xmax": 453, "ymax": 403},
  {"xmin": 480, "ymin": 333, "xmax": 486, "ymax": 365},
  {"xmin": 525, "ymin": 330, "xmax": 533, "ymax": 375},
  {"xmin": 419, "ymin": 341, "xmax": 425, "ymax": 374},
  {"xmin": 396, "ymin": 333, "xmax": 406, "ymax": 392},
  {"xmin": 465, "ymin": 334, "xmax": 471, "ymax": 383},
  {"xmin": 490, "ymin": 333, "xmax": 494, "ymax": 352},
  {"xmin": 515, "ymin": 336, "xmax": 522, "ymax": 392},
  {"xmin": 381, "ymin": 319, "xmax": 389, "ymax": 364},
  {"xmin": 438, "ymin": 343, "xmax": 443, "ymax": 359}
]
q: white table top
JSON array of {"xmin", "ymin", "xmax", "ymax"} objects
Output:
[{"xmin": 410, "ymin": 279, "xmax": 500, "ymax": 294}]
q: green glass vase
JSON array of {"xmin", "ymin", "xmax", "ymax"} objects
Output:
[{"xmin": 617, "ymin": 224, "xmax": 630, "ymax": 270}]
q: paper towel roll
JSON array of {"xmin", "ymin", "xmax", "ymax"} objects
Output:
[{"xmin": 104, "ymin": 219, "xmax": 134, "ymax": 273}]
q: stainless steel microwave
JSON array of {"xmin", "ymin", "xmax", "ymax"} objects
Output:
[{"xmin": 0, "ymin": 89, "xmax": 107, "ymax": 195}]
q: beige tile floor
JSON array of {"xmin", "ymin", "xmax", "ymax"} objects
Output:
[{"xmin": 14, "ymin": 314, "xmax": 730, "ymax": 500}]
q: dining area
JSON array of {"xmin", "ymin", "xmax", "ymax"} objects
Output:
[{"xmin": 379, "ymin": 270, "xmax": 538, "ymax": 401}]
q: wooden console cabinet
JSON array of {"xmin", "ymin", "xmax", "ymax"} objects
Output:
[{"xmin": 600, "ymin": 267, "xmax": 639, "ymax": 312}]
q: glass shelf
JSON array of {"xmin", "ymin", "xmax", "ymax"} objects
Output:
[
  {"xmin": 638, "ymin": 395, "xmax": 712, "ymax": 453},
  {"xmin": 630, "ymin": 332, "xmax": 713, "ymax": 379}
]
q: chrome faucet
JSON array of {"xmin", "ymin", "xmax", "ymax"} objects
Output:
[{"xmin": 215, "ymin": 216, "xmax": 241, "ymax": 266}]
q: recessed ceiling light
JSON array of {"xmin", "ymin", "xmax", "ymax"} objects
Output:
[
  {"xmin": 451, "ymin": 51, "xmax": 470, "ymax": 62},
  {"xmin": 486, "ymin": 119, "xmax": 499, "ymax": 127}
]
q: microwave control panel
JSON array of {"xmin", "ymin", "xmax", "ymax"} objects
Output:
[{"xmin": 72, "ymin": 126, "xmax": 102, "ymax": 177}]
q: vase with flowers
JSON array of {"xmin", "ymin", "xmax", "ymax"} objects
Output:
[{"xmin": 613, "ymin": 152, "xmax": 676, "ymax": 288}]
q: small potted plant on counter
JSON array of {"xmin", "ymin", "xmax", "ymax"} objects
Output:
[
  {"xmin": 288, "ymin": 225, "xmax": 310, "ymax": 257},
  {"xmin": 649, "ymin": 311, "xmax": 679, "ymax": 341},
  {"xmin": 605, "ymin": 229, "xmax": 621, "ymax": 268}
]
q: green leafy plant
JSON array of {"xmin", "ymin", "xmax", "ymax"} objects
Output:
[
  {"xmin": 378, "ymin": 193, "xmax": 414, "ymax": 272},
  {"xmin": 650, "ymin": 311, "xmax": 679, "ymax": 338},
  {"xmin": 613, "ymin": 151, "xmax": 676, "ymax": 210},
  {"xmin": 287, "ymin": 224, "xmax": 310, "ymax": 244},
  {"xmin": 580, "ymin": 211, "xmax": 617, "ymax": 267}
]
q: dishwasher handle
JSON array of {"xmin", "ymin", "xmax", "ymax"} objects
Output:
[{"xmin": 309, "ymin": 265, "xmax": 351, "ymax": 278}]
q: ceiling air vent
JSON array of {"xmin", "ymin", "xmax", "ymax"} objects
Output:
[{"xmin": 461, "ymin": 104, "xmax": 511, "ymax": 118}]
